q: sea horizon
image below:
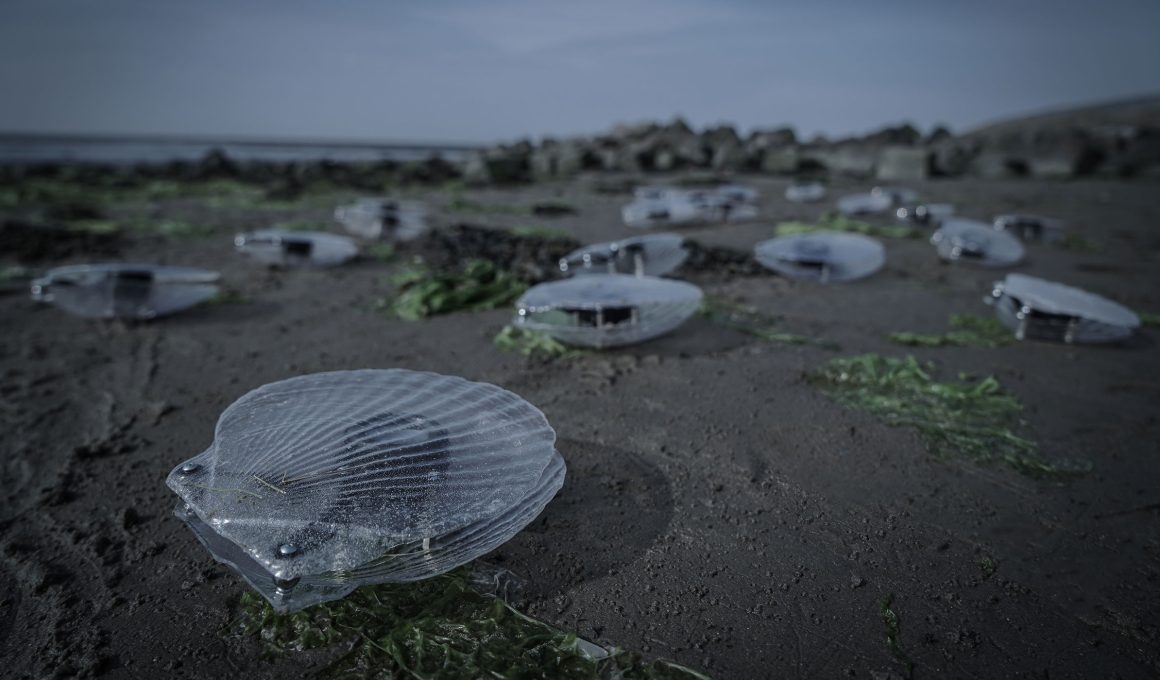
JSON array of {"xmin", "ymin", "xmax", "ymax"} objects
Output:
[{"xmin": 0, "ymin": 131, "xmax": 481, "ymax": 165}]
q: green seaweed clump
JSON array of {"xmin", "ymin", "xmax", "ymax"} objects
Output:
[
  {"xmin": 1055, "ymin": 232, "xmax": 1102, "ymax": 253},
  {"xmin": 509, "ymin": 224, "xmax": 571, "ymax": 241},
  {"xmin": 776, "ymin": 214, "xmax": 919, "ymax": 240},
  {"xmin": 1138, "ymin": 311, "xmax": 1160, "ymax": 328},
  {"xmin": 888, "ymin": 314, "xmax": 1013, "ymax": 348},
  {"xmin": 494, "ymin": 325, "xmax": 584, "ymax": 359},
  {"xmin": 387, "ymin": 260, "xmax": 527, "ymax": 320},
  {"xmin": 879, "ymin": 594, "xmax": 914, "ymax": 679},
  {"xmin": 232, "ymin": 569, "xmax": 709, "ymax": 680},
  {"xmin": 699, "ymin": 297, "xmax": 834, "ymax": 348},
  {"xmin": 365, "ymin": 242, "xmax": 397, "ymax": 263},
  {"xmin": 207, "ymin": 289, "xmax": 253, "ymax": 306},
  {"xmin": 448, "ymin": 196, "xmax": 530, "ymax": 216},
  {"xmin": 809, "ymin": 354, "xmax": 1088, "ymax": 477}
]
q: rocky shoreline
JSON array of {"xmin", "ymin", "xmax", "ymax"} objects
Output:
[{"xmin": 5, "ymin": 96, "xmax": 1158, "ymax": 196}]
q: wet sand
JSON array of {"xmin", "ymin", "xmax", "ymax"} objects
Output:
[{"xmin": 2, "ymin": 175, "xmax": 1159, "ymax": 679}]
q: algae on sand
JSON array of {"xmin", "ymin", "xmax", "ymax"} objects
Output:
[
  {"xmin": 386, "ymin": 260, "xmax": 527, "ymax": 320},
  {"xmin": 776, "ymin": 214, "xmax": 920, "ymax": 240},
  {"xmin": 889, "ymin": 314, "xmax": 1013, "ymax": 348},
  {"xmin": 879, "ymin": 594, "xmax": 914, "ymax": 679},
  {"xmin": 448, "ymin": 195, "xmax": 530, "ymax": 216},
  {"xmin": 699, "ymin": 297, "xmax": 836, "ymax": 348},
  {"xmin": 509, "ymin": 224, "xmax": 572, "ymax": 241},
  {"xmin": 809, "ymin": 354, "xmax": 1089, "ymax": 478},
  {"xmin": 233, "ymin": 568, "xmax": 709, "ymax": 680},
  {"xmin": 494, "ymin": 325, "xmax": 585, "ymax": 359}
]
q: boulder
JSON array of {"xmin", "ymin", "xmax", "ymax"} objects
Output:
[
  {"xmin": 759, "ymin": 146, "xmax": 799, "ymax": 174},
  {"xmin": 711, "ymin": 142, "xmax": 746, "ymax": 172},
  {"xmin": 462, "ymin": 150, "xmax": 491, "ymax": 185},
  {"xmin": 876, "ymin": 146, "xmax": 930, "ymax": 181},
  {"xmin": 1102, "ymin": 126, "xmax": 1160, "ymax": 176},
  {"xmin": 859, "ymin": 123, "xmax": 922, "ymax": 146},
  {"xmin": 745, "ymin": 127, "xmax": 797, "ymax": 170},
  {"xmin": 968, "ymin": 152, "xmax": 1024, "ymax": 179},
  {"xmin": 965, "ymin": 127, "xmax": 1105, "ymax": 179},
  {"xmin": 930, "ymin": 139, "xmax": 977, "ymax": 177},
  {"xmin": 804, "ymin": 144, "xmax": 877, "ymax": 178},
  {"xmin": 483, "ymin": 142, "xmax": 533, "ymax": 184}
]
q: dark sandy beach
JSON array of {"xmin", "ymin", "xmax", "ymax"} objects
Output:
[{"xmin": 2, "ymin": 175, "xmax": 1159, "ymax": 678}]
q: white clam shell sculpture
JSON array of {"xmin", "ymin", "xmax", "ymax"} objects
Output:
[
  {"xmin": 622, "ymin": 189, "xmax": 757, "ymax": 229},
  {"xmin": 559, "ymin": 233, "xmax": 687, "ymax": 278},
  {"xmin": 515, "ymin": 274, "xmax": 703, "ymax": 348},
  {"xmin": 335, "ymin": 198, "xmax": 428, "ymax": 241},
  {"xmin": 992, "ymin": 214, "xmax": 1065, "ymax": 243},
  {"xmin": 167, "ymin": 369, "xmax": 565, "ymax": 612},
  {"xmin": 989, "ymin": 273, "xmax": 1139, "ymax": 344},
  {"xmin": 785, "ymin": 182, "xmax": 826, "ymax": 203},
  {"xmin": 836, "ymin": 192, "xmax": 893, "ymax": 216},
  {"xmin": 931, "ymin": 219, "xmax": 1024, "ymax": 267},
  {"xmin": 754, "ymin": 232, "xmax": 885, "ymax": 283},
  {"xmin": 30, "ymin": 264, "xmax": 220, "ymax": 320},
  {"xmin": 235, "ymin": 229, "xmax": 358, "ymax": 267}
]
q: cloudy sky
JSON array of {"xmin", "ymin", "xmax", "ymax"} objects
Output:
[{"xmin": 1, "ymin": 0, "xmax": 1158, "ymax": 143}]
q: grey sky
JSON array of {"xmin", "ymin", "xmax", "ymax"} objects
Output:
[{"xmin": 2, "ymin": 0, "xmax": 1158, "ymax": 143}]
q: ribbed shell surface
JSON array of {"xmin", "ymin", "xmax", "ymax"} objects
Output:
[{"xmin": 167, "ymin": 370, "xmax": 559, "ymax": 581}]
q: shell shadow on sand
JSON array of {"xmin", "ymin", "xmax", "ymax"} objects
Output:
[{"xmin": 494, "ymin": 438, "xmax": 674, "ymax": 602}]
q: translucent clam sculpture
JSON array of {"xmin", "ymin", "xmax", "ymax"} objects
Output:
[
  {"xmin": 634, "ymin": 185, "xmax": 683, "ymax": 202},
  {"xmin": 754, "ymin": 232, "xmax": 885, "ymax": 283},
  {"xmin": 167, "ymin": 369, "xmax": 565, "ymax": 613},
  {"xmin": 872, "ymin": 186, "xmax": 918, "ymax": 205},
  {"xmin": 931, "ymin": 219, "xmax": 1024, "ymax": 267},
  {"xmin": 514, "ymin": 274, "xmax": 703, "ymax": 348},
  {"xmin": 785, "ymin": 182, "xmax": 826, "ymax": 203},
  {"xmin": 992, "ymin": 214, "xmax": 1064, "ymax": 243},
  {"xmin": 622, "ymin": 197, "xmax": 702, "ymax": 229},
  {"xmin": 836, "ymin": 191, "xmax": 893, "ymax": 216},
  {"xmin": 622, "ymin": 190, "xmax": 757, "ymax": 229},
  {"xmin": 714, "ymin": 183, "xmax": 759, "ymax": 204},
  {"xmin": 235, "ymin": 229, "xmax": 358, "ymax": 267},
  {"xmin": 896, "ymin": 203, "xmax": 954, "ymax": 225},
  {"xmin": 559, "ymin": 233, "xmax": 687, "ymax": 277},
  {"xmin": 335, "ymin": 198, "xmax": 428, "ymax": 241},
  {"xmin": 989, "ymin": 273, "xmax": 1139, "ymax": 343},
  {"xmin": 30, "ymin": 264, "xmax": 220, "ymax": 320}
]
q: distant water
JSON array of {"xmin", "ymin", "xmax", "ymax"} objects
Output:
[{"xmin": 0, "ymin": 135, "xmax": 476, "ymax": 165}]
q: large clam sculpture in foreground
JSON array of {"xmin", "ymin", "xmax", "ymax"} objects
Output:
[
  {"xmin": 30, "ymin": 264, "xmax": 220, "ymax": 320},
  {"xmin": 514, "ymin": 274, "xmax": 703, "ymax": 348},
  {"xmin": 167, "ymin": 369, "xmax": 565, "ymax": 612}
]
